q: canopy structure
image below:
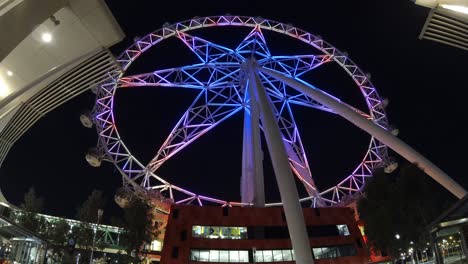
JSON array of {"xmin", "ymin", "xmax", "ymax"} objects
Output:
[
  {"xmin": 414, "ymin": 0, "xmax": 468, "ymax": 51},
  {"xmin": 0, "ymin": 0, "xmax": 125, "ymax": 203}
]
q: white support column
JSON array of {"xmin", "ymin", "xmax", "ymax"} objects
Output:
[
  {"xmin": 241, "ymin": 83, "xmax": 265, "ymax": 206},
  {"xmin": 258, "ymin": 65, "xmax": 467, "ymax": 199},
  {"xmin": 248, "ymin": 61, "xmax": 314, "ymax": 264}
]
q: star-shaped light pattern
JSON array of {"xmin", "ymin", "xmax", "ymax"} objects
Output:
[{"xmin": 94, "ymin": 16, "xmax": 390, "ymax": 207}]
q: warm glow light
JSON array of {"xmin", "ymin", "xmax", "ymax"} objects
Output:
[
  {"xmin": 0, "ymin": 77, "xmax": 9, "ymax": 97},
  {"xmin": 440, "ymin": 4, "xmax": 468, "ymax": 15},
  {"xmin": 6, "ymin": 70, "xmax": 13, "ymax": 76},
  {"xmin": 41, "ymin": 32, "xmax": 52, "ymax": 43}
]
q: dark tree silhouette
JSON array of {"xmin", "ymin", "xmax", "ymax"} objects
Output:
[{"xmin": 357, "ymin": 161, "xmax": 455, "ymax": 258}]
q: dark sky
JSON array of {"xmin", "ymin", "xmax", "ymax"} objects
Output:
[{"xmin": 1, "ymin": 0, "xmax": 467, "ymax": 221}]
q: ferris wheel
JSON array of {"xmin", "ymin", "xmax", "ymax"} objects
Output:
[{"xmin": 86, "ymin": 16, "xmax": 398, "ymax": 208}]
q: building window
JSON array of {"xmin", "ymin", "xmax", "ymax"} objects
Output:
[
  {"xmin": 253, "ymin": 249, "xmax": 296, "ymax": 262},
  {"xmin": 308, "ymin": 224, "xmax": 351, "ymax": 237},
  {"xmin": 191, "ymin": 246, "xmax": 356, "ymax": 262},
  {"xmin": 190, "ymin": 249, "xmax": 249, "ymax": 262},
  {"xmin": 312, "ymin": 244, "xmax": 356, "ymax": 259},
  {"xmin": 172, "ymin": 209, "xmax": 179, "ymax": 219},
  {"xmin": 180, "ymin": 230, "xmax": 187, "ymax": 241},
  {"xmin": 149, "ymin": 240, "xmax": 162, "ymax": 251},
  {"xmin": 337, "ymin": 224, "xmax": 350, "ymax": 236},
  {"xmin": 172, "ymin": 246, "xmax": 179, "ymax": 258},
  {"xmin": 192, "ymin": 226, "xmax": 248, "ymax": 239},
  {"xmin": 192, "ymin": 225, "xmax": 349, "ymax": 240}
]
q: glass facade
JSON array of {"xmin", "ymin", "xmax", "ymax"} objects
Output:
[
  {"xmin": 189, "ymin": 224, "xmax": 356, "ymax": 262},
  {"xmin": 192, "ymin": 226, "xmax": 248, "ymax": 239},
  {"xmin": 193, "ymin": 224, "xmax": 350, "ymax": 240},
  {"xmin": 190, "ymin": 249, "xmax": 249, "ymax": 262},
  {"xmin": 312, "ymin": 244, "xmax": 357, "ymax": 259},
  {"xmin": 191, "ymin": 245, "xmax": 357, "ymax": 262},
  {"xmin": 254, "ymin": 249, "xmax": 296, "ymax": 262}
]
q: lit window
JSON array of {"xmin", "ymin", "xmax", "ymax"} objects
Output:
[
  {"xmin": 199, "ymin": 250, "xmax": 209, "ymax": 262},
  {"xmin": 150, "ymin": 240, "xmax": 162, "ymax": 251},
  {"xmin": 191, "ymin": 249, "xmax": 248, "ymax": 263},
  {"xmin": 254, "ymin": 250, "xmax": 264, "ymax": 262},
  {"xmin": 263, "ymin": 250, "xmax": 273, "ymax": 262},
  {"xmin": 273, "ymin": 250, "xmax": 282, "ymax": 261},
  {"xmin": 282, "ymin": 249, "xmax": 293, "ymax": 261},
  {"xmin": 219, "ymin": 250, "xmax": 229, "ymax": 262},
  {"xmin": 337, "ymin": 225, "xmax": 350, "ymax": 236},
  {"xmin": 312, "ymin": 244, "xmax": 356, "ymax": 259},
  {"xmin": 191, "ymin": 250, "xmax": 200, "ymax": 261},
  {"xmin": 192, "ymin": 225, "xmax": 247, "ymax": 239},
  {"xmin": 229, "ymin": 250, "xmax": 239, "ymax": 262},
  {"xmin": 239, "ymin": 251, "xmax": 249, "ymax": 262},
  {"xmin": 209, "ymin": 250, "xmax": 219, "ymax": 262}
]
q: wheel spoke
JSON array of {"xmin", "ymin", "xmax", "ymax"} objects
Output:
[
  {"xmin": 176, "ymin": 31, "xmax": 243, "ymax": 64},
  {"xmin": 260, "ymin": 54, "xmax": 333, "ymax": 78},
  {"xmin": 118, "ymin": 64, "xmax": 241, "ymax": 89},
  {"xmin": 294, "ymin": 80, "xmax": 373, "ymax": 120},
  {"xmin": 94, "ymin": 16, "xmax": 394, "ymax": 207},
  {"xmin": 260, "ymin": 72, "xmax": 372, "ymax": 120},
  {"xmin": 259, "ymin": 73, "xmax": 334, "ymax": 114},
  {"xmin": 258, "ymin": 73, "xmax": 323, "ymax": 203},
  {"xmin": 235, "ymin": 25, "xmax": 271, "ymax": 59},
  {"xmin": 147, "ymin": 84, "xmax": 243, "ymax": 172}
]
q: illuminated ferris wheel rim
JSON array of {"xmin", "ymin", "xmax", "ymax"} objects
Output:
[{"xmin": 94, "ymin": 15, "xmax": 390, "ymax": 207}]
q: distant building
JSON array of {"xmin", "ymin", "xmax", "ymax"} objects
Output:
[
  {"xmin": 160, "ymin": 204, "xmax": 368, "ymax": 263},
  {"xmin": 0, "ymin": 214, "xmax": 47, "ymax": 263},
  {"xmin": 428, "ymin": 194, "xmax": 468, "ymax": 264}
]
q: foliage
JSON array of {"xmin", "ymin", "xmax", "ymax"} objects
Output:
[
  {"xmin": 16, "ymin": 186, "xmax": 47, "ymax": 234},
  {"xmin": 46, "ymin": 218, "xmax": 70, "ymax": 245},
  {"xmin": 76, "ymin": 189, "xmax": 106, "ymax": 223},
  {"xmin": 74, "ymin": 189, "xmax": 107, "ymax": 262},
  {"xmin": 357, "ymin": 161, "xmax": 455, "ymax": 257},
  {"xmin": 118, "ymin": 194, "xmax": 159, "ymax": 263},
  {"xmin": 44, "ymin": 218, "xmax": 71, "ymax": 259},
  {"xmin": 20, "ymin": 186, "xmax": 44, "ymax": 213}
]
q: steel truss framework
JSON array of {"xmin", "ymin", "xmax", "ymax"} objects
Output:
[{"xmin": 93, "ymin": 16, "xmax": 391, "ymax": 207}]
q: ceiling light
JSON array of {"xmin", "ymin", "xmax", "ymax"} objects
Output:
[
  {"xmin": 6, "ymin": 70, "xmax": 13, "ymax": 76},
  {"xmin": 41, "ymin": 32, "xmax": 52, "ymax": 43},
  {"xmin": 440, "ymin": 4, "xmax": 468, "ymax": 15}
]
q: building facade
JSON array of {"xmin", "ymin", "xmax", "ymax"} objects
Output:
[{"xmin": 160, "ymin": 204, "xmax": 369, "ymax": 264}]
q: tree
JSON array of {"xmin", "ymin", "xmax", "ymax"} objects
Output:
[
  {"xmin": 16, "ymin": 186, "xmax": 47, "ymax": 234},
  {"xmin": 118, "ymin": 193, "xmax": 159, "ymax": 263},
  {"xmin": 76, "ymin": 189, "xmax": 106, "ymax": 223},
  {"xmin": 44, "ymin": 218, "xmax": 71, "ymax": 262},
  {"xmin": 20, "ymin": 186, "xmax": 44, "ymax": 213},
  {"xmin": 357, "ymin": 161, "xmax": 455, "ymax": 258},
  {"xmin": 74, "ymin": 189, "xmax": 107, "ymax": 262},
  {"xmin": 47, "ymin": 218, "xmax": 70, "ymax": 245}
]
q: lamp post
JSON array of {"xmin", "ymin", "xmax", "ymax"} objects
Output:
[{"xmin": 89, "ymin": 209, "xmax": 103, "ymax": 264}]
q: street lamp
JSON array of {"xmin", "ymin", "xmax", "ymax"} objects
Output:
[
  {"xmin": 395, "ymin": 234, "xmax": 401, "ymax": 239},
  {"xmin": 89, "ymin": 209, "xmax": 103, "ymax": 264}
]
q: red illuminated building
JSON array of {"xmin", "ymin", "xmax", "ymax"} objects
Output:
[{"xmin": 160, "ymin": 204, "xmax": 369, "ymax": 263}]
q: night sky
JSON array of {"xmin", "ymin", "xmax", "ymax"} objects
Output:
[{"xmin": 0, "ymin": 1, "xmax": 467, "ymax": 222}]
